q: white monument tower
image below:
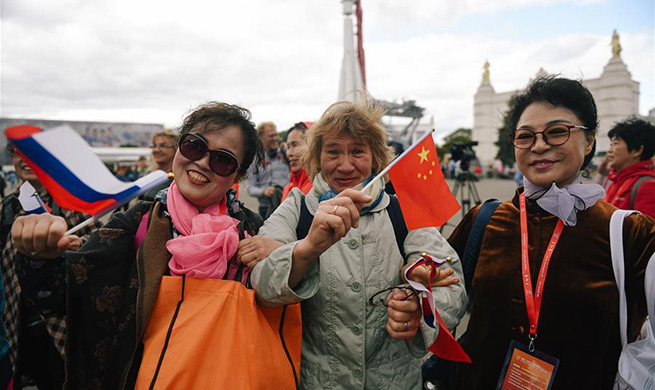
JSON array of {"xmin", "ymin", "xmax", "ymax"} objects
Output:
[
  {"xmin": 583, "ymin": 30, "xmax": 640, "ymax": 153},
  {"xmin": 472, "ymin": 60, "xmax": 504, "ymax": 165},
  {"xmin": 338, "ymin": 0, "xmax": 365, "ymax": 101}
]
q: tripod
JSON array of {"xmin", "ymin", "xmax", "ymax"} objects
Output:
[{"xmin": 440, "ymin": 169, "xmax": 482, "ymax": 233}]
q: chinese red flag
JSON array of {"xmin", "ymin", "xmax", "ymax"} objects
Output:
[{"xmin": 387, "ymin": 135, "xmax": 460, "ymax": 229}]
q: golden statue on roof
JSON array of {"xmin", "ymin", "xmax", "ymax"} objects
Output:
[
  {"xmin": 482, "ymin": 60, "xmax": 490, "ymax": 83},
  {"xmin": 611, "ymin": 30, "xmax": 622, "ymax": 59}
]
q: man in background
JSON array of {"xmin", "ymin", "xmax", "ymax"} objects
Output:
[{"xmin": 247, "ymin": 121, "xmax": 289, "ymax": 219}]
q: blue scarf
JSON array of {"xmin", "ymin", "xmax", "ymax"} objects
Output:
[{"xmin": 314, "ymin": 173, "xmax": 385, "ymax": 215}]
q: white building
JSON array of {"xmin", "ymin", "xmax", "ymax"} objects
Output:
[{"xmin": 472, "ymin": 31, "xmax": 654, "ymax": 166}]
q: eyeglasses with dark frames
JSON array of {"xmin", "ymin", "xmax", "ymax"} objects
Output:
[
  {"xmin": 368, "ymin": 286, "xmax": 418, "ymax": 307},
  {"xmin": 178, "ymin": 133, "xmax": 240, "ymax": 177},
  {"xmin": 509, "ymin": 124, "xmax": 588, "ymax": 149}
]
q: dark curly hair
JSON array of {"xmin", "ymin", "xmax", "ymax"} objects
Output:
[
  {"xmin": 608, "ymin": 116, "xmax": 655, "ymax": 161},
  {"xmin": 179, "ymin": 102, "xmax": 263, "ymax": 178},
  {"xmin": 508, "ymin": 76, "xmax": 598, "ymax": 170}
]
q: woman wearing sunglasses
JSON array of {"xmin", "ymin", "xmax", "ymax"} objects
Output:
[
  {"xmin": 11, "ymin": 102, "xmax": 267, "ymax": 389},
  {"xmin": 447, "ymin": 76, "xmax": 655, "ymax": 389},
  {"xmin": 251, "ymin": 100, "xmax": 466, "ymax": 390}
]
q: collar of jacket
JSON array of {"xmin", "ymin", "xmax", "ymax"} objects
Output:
[
  {"xmin": 135, "ymin": 201, "xmax": 173, "ymax": 340},
  {"xmin": 608, "ymin": 159, "xmax": 655, "ymax": 183}
]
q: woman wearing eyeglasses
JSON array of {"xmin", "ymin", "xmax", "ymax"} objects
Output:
[
  {"xmin": 11, "ymin": 102, "xmax": 267, "ymax": 389},
  {"xmin": 448, "ymin": 76, "xmax": 655, "ymax": 389},
  {"xmin": 150, "ymin": 130, "xmax": 177, "ymax": 173},
  {"xmin": 251, "ymin": 100, "xmax": 466, "ymax": 390},
  {"xmin": 139, "ymin": 130, "xmax": 178, "ymax": 201}
]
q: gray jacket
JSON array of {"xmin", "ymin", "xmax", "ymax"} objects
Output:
[
  {"xmin": 252, "ymin": 188, "xmax": 467, "ymax": 390},
  {"xmin": 246, "ymin": 149, "xmax": 290, "ymax": 200}
]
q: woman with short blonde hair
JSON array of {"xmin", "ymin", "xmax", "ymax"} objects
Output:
[
  {"xmin": 252, "ymin": 99, "xmax": 465, "ymax": 389},
  {"xmin": 303, "ymin": 100, "xmax": 394, "ymax": 179},
  {"xmin": 150, "ymin": 130, "xmax": 178, "ymax": 172}
]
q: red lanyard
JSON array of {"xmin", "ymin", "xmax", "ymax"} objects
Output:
[{"xmin": 519, "ymin": 193, "xmax": 565, "ymax": 351}]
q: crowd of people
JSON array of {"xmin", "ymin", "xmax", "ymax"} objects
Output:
[{"xmin": 0, "ymin": 75, "xmax": 653, "ymax": 390}]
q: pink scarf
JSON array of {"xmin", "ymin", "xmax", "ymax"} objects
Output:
[{"xmin": 166, "ymin": 182, "xmax": 250, "ymax": 283}]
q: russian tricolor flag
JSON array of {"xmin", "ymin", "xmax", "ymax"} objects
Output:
[{"xmin": 5, "ymin": 124, "xmax": 169, "ymax": 216}]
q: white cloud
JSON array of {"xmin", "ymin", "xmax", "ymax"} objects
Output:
[
  {"xmin": 364, "ymin": 0, "xmax": 606, "ymax": 32},
  {"xmin": 1, "ymin": 0, "xmax": 651, "ymax": 137}
]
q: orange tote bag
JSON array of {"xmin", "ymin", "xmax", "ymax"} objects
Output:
[{"xmin": 135, "ymin": 276, "xmax": 302, "ymax": 390}]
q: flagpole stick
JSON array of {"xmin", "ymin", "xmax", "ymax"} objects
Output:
[
  {"xmin": 65, "ymin": 216, "xmax": 98, "ymax": 236},
  {"xmin": 361, "ymin": 129, "xmax": 435, "ymax": 194},
  {"xmin": 33, "ymin": 193, "xmax": 49, "ymax": 213}
]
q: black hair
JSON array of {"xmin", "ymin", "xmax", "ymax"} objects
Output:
[
  {"xmin": 607, "ymin": 116, "xmax": 655, "ymax": 160},
  {"xmin": 287, "ymin": 122, "xmax": 308, "ymax": 134},
  {"xmin": 508, "ymin": 75, "xmax": 598, "ymax": 169},
  {"xmin": 5, "ymin": 143, "xmax": 15, "ymax": 158},
  {"xmin": 179, "ymin": 102, "xmax": 263, "ymax": 178},
  {"xmin": 387, "ymin": 140, "xmax": 405, "ymax": 157}
]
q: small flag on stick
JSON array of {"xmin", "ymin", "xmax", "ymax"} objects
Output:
[
  {"xmin": 5, "ymin": 124, "xmax": 169, "ymax": 225},
  {"xmin": 17, "ymin": 181, "xmax": 51, "ymax": 214},
  {"xmin": 404, "ymin": 254, "xmax": 471, "ymax": 363},
  {"xmin": 363, "ymin": 131, "xmax": 460, "ymax": 229}
]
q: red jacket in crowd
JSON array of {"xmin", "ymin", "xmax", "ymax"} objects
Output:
[
  {"xmin": 604, "ymin": 159, "xmax": 655, "ymax": 218},
  {"xmin": 281, "ymin": 168, "xmax": 312, "ymax": 202}
]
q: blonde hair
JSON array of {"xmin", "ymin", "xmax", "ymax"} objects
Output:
[
  {"xmin": 151, "ymin": 130, "xmax": 178, "ymax": 148},
  {"xmin": 256, "ymin": 121, "xmax": 276, "ymax": 137},
  {"xmin": 150, "ymin": 130, "xmax": 178, "ymax": 171},
  {"xmin": 304, "ymin": 100, "xmax": 394, "ymax": 179}
]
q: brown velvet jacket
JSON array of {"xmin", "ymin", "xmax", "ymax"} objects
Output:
[{"xmin": 448, "ymin": 190, "xmax": 655, "ymax": 390}]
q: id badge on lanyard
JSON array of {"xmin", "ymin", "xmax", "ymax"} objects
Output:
[{"xmin": 496, "ymin": 193, "xmax": 563, "ymax": 390}]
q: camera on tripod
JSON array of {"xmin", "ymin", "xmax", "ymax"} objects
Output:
[
  {"xmin": 449, "ymin": 141, "xmax": 478, "ymax": 171},
  {"xmin": 440, "ymin": 140, "xmax": 482, "ymax": 231}
]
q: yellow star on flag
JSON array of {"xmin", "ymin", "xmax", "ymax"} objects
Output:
[{"xmin": 418, "ymin": 147, "xmax": 430, "ymax": 164}]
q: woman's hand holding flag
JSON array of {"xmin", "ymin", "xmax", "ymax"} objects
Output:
[{"xmin": 12, "ymin": 214, "xmax": 81, "ymax": 259}]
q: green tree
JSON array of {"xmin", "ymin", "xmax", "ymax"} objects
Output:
[
  {"xmin": 278, "ymin": 129, "xmax": 289, "ymax": 143},
  {"xmin": 495, "ymin": 98, "xmax": 516, "ymax": 166},
  {"xmin": 439, "ymin": 128, "xmax": 472, "ymax": 155}
]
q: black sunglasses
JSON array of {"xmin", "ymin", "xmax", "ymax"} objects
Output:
[{"xmin": 178, "ymin": 133, "xmax": 240, "ymax": 177}]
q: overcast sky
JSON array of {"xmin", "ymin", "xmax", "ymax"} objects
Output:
[{"xmin": 1, "ymin": 0, "xmax": 653, "ymax": 137}]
